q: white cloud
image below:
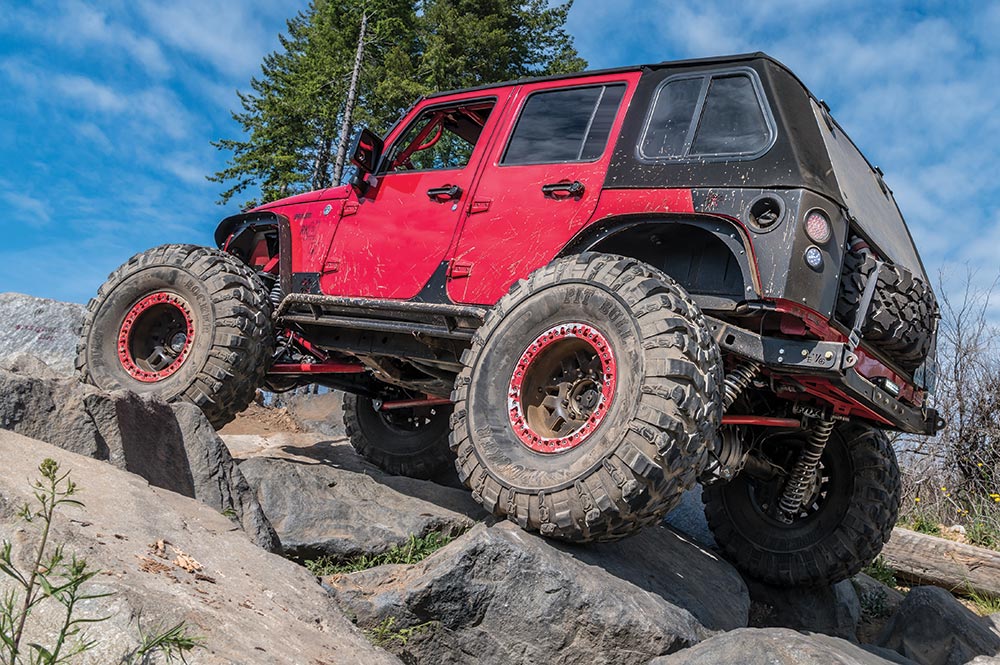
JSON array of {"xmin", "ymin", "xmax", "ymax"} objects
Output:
[
  {"xmin": 3, "ymin": 0, "xmax": 171, "ymax": 77},
  {"xmin": 75, "ymin": 122, "xmax": 114, "ymax": 152},
  {"xmin": 51, "ymin": 73, "xmax": 129, "ymax": 113},
  {"xmin": 0, "ymin": 60, "xmax": 195, "ymax": 140},
  {"xmin": 162, "ymin": 152, "xmax": 214, "ymax": 186},
  {"xmin": 135, "ymin": 0, "xmax": 301, "ymax": 78},
  {"xmin": 0, "ymin": 185, "xmax": 51, "ymax": 227}
]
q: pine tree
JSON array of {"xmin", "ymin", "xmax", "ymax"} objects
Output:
[{"xmin": 210, "ymin": 0, "xmax": 586, "ymax": 209}]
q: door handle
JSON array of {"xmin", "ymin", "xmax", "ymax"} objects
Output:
[
  {"xmin": 427, "ymin": 185, "xmax": 462, "ymax": 202},
  {"xmin": 541, "ymin": 180, "xmax": 585, "ymax": 197}
]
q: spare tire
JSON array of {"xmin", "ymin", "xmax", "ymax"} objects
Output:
[
  {"xmin": 77, "ymin": 244, "xmax": 274, "ymax": 428},
  {"xmin": 836, "ymin": 250, "xmax": 937, "ymax": 372}
]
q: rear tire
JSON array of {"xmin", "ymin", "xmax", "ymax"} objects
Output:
[
  {"xmin": 343, "ymin": 393, "xmax": 454, "ymax": 479},
  {"xmin": 703, "ymin": 422, "xmax": 901, "ymax": 587},
  {"xmin": 451, "ymin": 253, "xmax": 723, "ymax": 542},
  {"xmin": 77, "ymin": 244, "xmax": 274, "ymax": 428}
]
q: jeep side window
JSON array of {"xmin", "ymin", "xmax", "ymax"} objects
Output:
[
  {"xmin": 639, "ymin": 69, "xmax": 774, "ymax": 161},
  {"xmin": 385, "ymin": 101, "xmax": 494, "ymax": 172},
  {"xmin": 691, "ymin": 75, "xmax": 771, "ymax": 155},
  {"xmin": 502, "ymin": 84, "xmax": 626, "ymax": 165}
]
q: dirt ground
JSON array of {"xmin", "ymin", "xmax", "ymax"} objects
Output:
[{"xmin": 218, "ymin": 401, "xmax": 302, "ymax": 435}]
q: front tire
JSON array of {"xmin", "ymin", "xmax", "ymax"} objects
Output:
[
  {"xmin": 703, "ymin": 422, "xmax": 901, "ymax": 587},
  {"xmin": 77, "ymin": 244, "xmax": 274, "ymax": 428},
  {"xmin": 451, "ymin": 253, "xmax": 723, "ymax": 542}
]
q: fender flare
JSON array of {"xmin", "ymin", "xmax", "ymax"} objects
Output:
[
  {"xmin": 559, "ymin": 213, "xmax": 761, "ymax": 298},
  {"xmin": 214, "ymin": 210, "xmax": 293, "ymax": 296}
]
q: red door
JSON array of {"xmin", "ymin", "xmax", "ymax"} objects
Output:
[
  {"xmin": 447, "ymin": 72, "xmax": 639, "ymax": 305},
  {"xmin": 321, "ymin": 92, "xmax": 509, "ymax": 299}
]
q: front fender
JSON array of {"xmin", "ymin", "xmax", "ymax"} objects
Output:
[{"xmin": 214, "ymin": 211, "xmax": 292, "ymax": 297}]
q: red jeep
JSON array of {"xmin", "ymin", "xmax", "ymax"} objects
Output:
[{"xmin": 79, "ymin": 53, "xmax": 941, "ymax": 587}]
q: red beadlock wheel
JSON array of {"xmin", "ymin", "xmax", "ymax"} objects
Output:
[
  {"xmin": 78, "ymin": 244, "xmax": 274, "ymax": 428},
  {"xmin": 507, "ymin": 323, "xmax": 617, "ymax": 453},
  {"xmin": 117, "ymin": 292, "xmax": 195, "ymax": 382},
  {"xmin": 451, "ymin": 253, "xmax": 724, "ymax": 543}
]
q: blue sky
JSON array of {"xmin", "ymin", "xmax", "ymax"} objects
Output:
[{"xmin": 2, "ymin": 0, "xmax": 998, "ymax": 309}]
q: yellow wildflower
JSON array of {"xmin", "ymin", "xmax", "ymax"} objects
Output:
[{"xmin": 914, "ymin": 497, "xmax": 921, "ymax": 503}]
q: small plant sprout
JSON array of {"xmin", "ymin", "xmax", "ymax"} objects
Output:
[{"xmin": 0, "ymin": 458, "xmax": 111, "ymax": 664}]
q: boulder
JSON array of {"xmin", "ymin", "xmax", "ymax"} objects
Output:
[
  {"xmin": 985, "ymin": 613, "xmax": 1000, "ymax": 637},
  {"xmin": 650, "ymin": 627, "xmax": 915, "ymax": 664},
  {"xmin": 875, "ymin": 586, "xmax": 1000, "ymax": 665},
  {"xmin": 0, "ymin": 364, "xmax": 279, "ymax": 552},
  {"xmin": 853, "ymin": 573, "xmax": 906, "ymax": 617},
  {"xmin": 0, "ymin": 292, "xmax": 85, "ymax": 376},
  {"xmin": 238, "ymin": 454, "xmax": 481, "ymax": 559},
  {"xmin": 0, "ymin": 429, "xmax": 399, "ymax": 665},
  {"xmin": 853, "ymin": 572, "xmax": 906, "ymax": 644},
  {"xmin": 327, "ymin": 521, "xmax": 717, "ymax": 665},
  {"xmin": 746, "ymin": 578, "xmax": 861, "ymax": 641},
  {"xmin": 568, "ymin": 523, "xmax": 748, "ymax": 630}
]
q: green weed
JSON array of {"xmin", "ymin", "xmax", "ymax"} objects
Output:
[{"xmin": 306, "ymin": 532, "xmax": 456, "ymax": 576}]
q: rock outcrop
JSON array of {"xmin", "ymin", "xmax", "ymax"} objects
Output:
[
  {"xmin": 239, "ymin": 453, "xmax": 479, "ymax": 559},
  {"xmin": 0, "ymin": 429, "xmax": 399, "ymax": 665},
  {"xmin": 649, "ymin": 627, "xmax": 914, "ymax": 664},
  {"xmin": 746, "ymin": 578, "xmax": 862, "ymax": 640},
  {"xmin": 875, "ymin": 586, "xmax": 1000, "ymax": 665},
  {"xmin": 0, "ymin": 292, "xmax": 85, "ymax": 375},
  {"xmin": 0, "ymin": 360, "xmax": 279, "ymax": 551},
  {"xmin": 327, "ymin": 521, "xmax": 749, "ymax": 664}
]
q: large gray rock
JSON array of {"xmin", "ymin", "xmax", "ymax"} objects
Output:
[
  {"xmin": 328, "ymin": 521, "xmax": 715, "ymax": 665},
  {"xmin": 0, "ymin": 429, "xmax": 399, "ymax": 665},
  {"xmin": 0, "ymin": 364, "xmax": 279, "ymax": 551},
  {"xmin": 986, "ymin": 613, "xmax": 1000, "ymax": 637},
  {"xmin": 746, "ymin": 577, "xmax": 861, "ymax": 641},
  {"xmin": 238, "ymin": 454, "xmax": 481, "ymax": 559},
  {"xmin": 567, "ymin": 523, "xmax": 748, "ymax": 630},
  {"xmin": 876, "ymin": 586, "xmax": 1000, "ymax": 665},
  {"xmin": 650, "ymin": 627, "xmax": 915, "ymax": 664},
  {"xmin": 0, "ymin": 292, "xmax": 85, "ymax": 375}
]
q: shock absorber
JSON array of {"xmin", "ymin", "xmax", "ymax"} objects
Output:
[
  {"xmin": 777, "ymin": 417, "xmax": 836, "ymax": 522},
  {"xmin": 702, "ymin": 360, "xmax": 762, "ymax": 484},
  {"xmin": 269, "ymin": 280, "xmax": 283, "ymax": 309},
  {"xmin": 722, "ymin": 360, "xmax": 761, "ymax": 411}
]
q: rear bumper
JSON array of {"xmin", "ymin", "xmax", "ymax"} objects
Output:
[{"xmin": 706, "ymin": 316, "xmax": 943, "ymax": 435}]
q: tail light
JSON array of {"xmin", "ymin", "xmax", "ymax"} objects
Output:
[{"xmin": 804, "ymin": 210, "xmax": 832, "ymax": 244}]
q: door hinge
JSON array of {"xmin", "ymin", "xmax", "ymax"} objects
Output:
[
  {"xmin": 342, "ymin": 201, "xmax": 359, "ymax": 216},
  {"xmin": 468, "ymin": 198, "xmax": 491, "ymax": 214},
  {"xmin": 447, "ymin": 260, "xmax": 473, "ymax": 278}
]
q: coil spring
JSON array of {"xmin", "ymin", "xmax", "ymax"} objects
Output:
[
  {"xmin": 778, "ymin": 418, "xmax": 836, "ymax": 521},
  {"xmin": 722, "ymin": 361, "xmax": 761, "ymax": 411},
  {"xmin": 269, "ymin": 281, "xmax": 283, "ymax": 309}
]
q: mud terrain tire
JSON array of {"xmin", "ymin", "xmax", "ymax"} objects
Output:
[
  {"xmin": 77, "ymin": 244, "xmax": 273, "ymax": 428},
  {"xmin": 703, "ymin": 422, "xmax": 900, "ymax": 587},
  {"xmin": 837, "ymin": 251, "xmax": 936, "ymax": 372},
  {"xmin": 343, "ymin": 393, "xmax": 454, "ymax": 479},
  {"xmin": 451, "ymin": 253, "xmax": 723, "ymax": 542}
]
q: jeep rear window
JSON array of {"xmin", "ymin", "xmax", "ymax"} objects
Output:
[
  {"xmin": 639, "ymin": 69, "xmax": 774, "ymax": 161},
  {"xmin": 502, "ymin": 84, "xmax": 626, "ymax": 165}
]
